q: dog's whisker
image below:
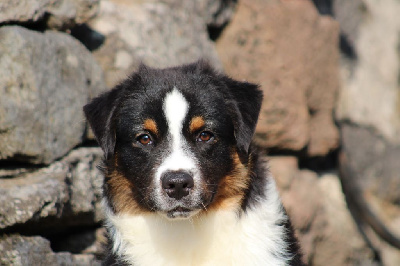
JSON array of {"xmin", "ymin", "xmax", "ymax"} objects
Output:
[{"xmin": 201, "ymin": 202, "xmax": 208, "ymax": 212}]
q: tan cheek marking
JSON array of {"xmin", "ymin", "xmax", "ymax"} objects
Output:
[
  {"xmin": 143, "ymin": 119, "xmax": 158, "ymax": 135},
  {"xmin": 189, "ymin": 116, "xmax": 205, "ymax": 133},
  {"xmin": 207, "ymin": 151, "xmax": 251, "ymax": 211},
  {"xmin": 106, "ymin": 155, "xmax": 149, "ymax": 215}
]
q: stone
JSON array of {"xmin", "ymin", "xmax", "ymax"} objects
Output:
[
  {"xmin": 340, "ymin": 124, "xmax": 400, "ymax": 203},
  {"xmin": 312, "ymin": 173, "xmax": 377, "ymax": 266},
  {"xmin": 334, "ymin": 1, "xmax": 400, "ymax": 262},
  {"xmin": 46, "ymin": 0, "xmax": 101, "ymax": 30},
  {"xmin": 339, "ymin": 124, "xmax": 400, "ymax": 264},
  {"xmin": 0, "ymin": 0, "xmax": 100, "ymax": 30},
  {"xmin": 216, "ymin": 0, "xmax": 340, "ymax": 156},
  {"xmin": 267, "ymin": 156, "xmax": 298, "ymax": 190},
  {"xmin": 270, "ymin": 156, "xmax": 376, "ymax": 265},
  {"xmin": 0, "ymin": 26, "xmax": 106, "ymax": 164},
  {"xmin": 87, "ymin": 0, "xmax": 223, "ymax": 87},
  {"xmin": 0, "ymin": 147, "xmax": 104, "ymax": 231},
  {"xmin": 0, "ymin": 234, "xmax": 100, "ymax": 266},
  {"xmin": 335, "ymin": 0, "xmax": 400, "ymax": 144},
  {"xmin": 193, "ymin": 0, "xmax": 237, "ymax": 28},
  {"xmin": 332, "ymin": 0, "xmax": 364, "ymax": 46}
]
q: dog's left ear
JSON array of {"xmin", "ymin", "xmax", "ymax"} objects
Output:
[
  {"xmin": 223, "ymin": 77, "xmax": 263, "ymax": 154},
  {"xmin": 83, "ymin": 87, "xmax": 123, "ymax": 160}
]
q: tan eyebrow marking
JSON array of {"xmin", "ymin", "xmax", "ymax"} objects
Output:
[
  {"xmin": 189, "ymin": 116, "xmax": 205, "ymax": 133},
  {"xmin": 143, "ymin": 119, "xmax": 158, "ymax": 135}
]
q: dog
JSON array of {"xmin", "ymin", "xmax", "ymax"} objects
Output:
[{"xmin": 84, "ymin": 61, "xmax": 303, "ymax": 265}]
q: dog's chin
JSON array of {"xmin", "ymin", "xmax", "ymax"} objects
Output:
[{"xmin": 159, "ymin": 207, "xmax": 201, "ymax": 220}]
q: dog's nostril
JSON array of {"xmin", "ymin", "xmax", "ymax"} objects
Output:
[{"xmin": 161, "ymin": 171, "xmax": 194, "ymax": 200}]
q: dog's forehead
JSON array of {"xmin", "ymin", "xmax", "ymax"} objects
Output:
[{"xmin": 116, "ymin": 68, "xmax": 231, "ymax": 135}]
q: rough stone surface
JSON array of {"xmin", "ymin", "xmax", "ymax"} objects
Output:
[
  {"xmin": 0, "ymin": 147, "xmax": 104, "ymax": 231},
  {"xmin": 332, "ymin": 0, "xmax": 364, "ymax": 46},
  {"xmin": 340, "ymin": 123, "xmax": 400, "ymax": 265},
  {"xmin": 0, "ymin": 234, "xmax": 100, "ymax": 266},
  {"xmin": 0, "ymin": 0, "xmax": 100, "ymax": 30},
  {"xmin": 340, "ymin": 124, "xmax": 400, "ymax": 204},
  {"xmin": 0, "ymin": 26, "xmax": 106, "ymax": 164},
  {"xmin": 335, "ymin": 0, "xmax": 400, "ymax": 144},
  {"xmin": 217, "ymin": 0, "xmax": 340, "ymax": 156},
  {"xmin": 335, "ymin": 1, "xmax": 400, "ymax": 263},
  {"xmin": 269, "ymin": 156, "xmax": 376, "ymax": 265},
  {"xmin": 88, "ymin": 0, "xmax": 223, "ymax": 87},
  {"xmin": 193, "ymin": 0, "xmax": 237, "ymax": 28}
]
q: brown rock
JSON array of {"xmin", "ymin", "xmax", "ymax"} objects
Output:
[
  {"xmin": 270, "ymin": 156, "xmax": 376, "ymax": 265},
  {"xmin": 267, "ymin": 156, "xmax": 298, "ymax": 190},
  {"xmin": 217, "ymin": 0, "xmax": 340, "ymax": 156}
]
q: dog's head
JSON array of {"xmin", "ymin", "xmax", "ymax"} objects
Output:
[{"xmin": 84, "ymin": 61, "xmax": 262, "ymax": 220}]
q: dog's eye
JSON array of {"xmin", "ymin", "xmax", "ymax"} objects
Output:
[
  {"xmin": 197, "ymin": 131, "xmax": 214, "ymax": 142},
  {"xmin": 137, "ymin": 134, "xmax": 153, "ymax": 145}
]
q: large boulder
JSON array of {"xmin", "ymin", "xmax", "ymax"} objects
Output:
[
  {"xmin": 216, "ymin": 0, "xmax": 340, "ymax": 156},
  {"xmin": 0, "ymin": 147, "xmax": 104, "ymax": 232},
  {"xmin": 0, "ymin": 0, "xmax": 100, "ymax": 30},
  {"xmin": 0, "ymin": 26, "xmax": 106, "ymax": 164},
  {"xmin": 87, "ymin": 0, "xmax": 226, "ymax": 87}
]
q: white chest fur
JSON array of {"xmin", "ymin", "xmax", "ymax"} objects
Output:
[{"xmin": 105, "ymin": 180, "xmax": 291, "ymax": 266}]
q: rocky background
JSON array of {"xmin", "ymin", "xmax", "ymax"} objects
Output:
[{"xmin": 0, "ymin": 0, "xmax": 399, "ymax": 265}]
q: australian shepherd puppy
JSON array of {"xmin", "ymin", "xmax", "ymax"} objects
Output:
[{"xmin": 84, "ymin": 61, "xmax": 303, "ymax": 265}]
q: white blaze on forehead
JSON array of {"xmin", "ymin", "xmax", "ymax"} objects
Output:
[
  {"xmin": 156, "ymin": 88, "xmax": 197, "ymax": 175},
  {"xmin": 164, "ymin": 88, "xmax": 188, "ymax": 145}
]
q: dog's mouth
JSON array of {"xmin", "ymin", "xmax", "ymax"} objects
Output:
[{"xmin": 163, "ymin": 206, "xmax": 201, "ymax": 220}]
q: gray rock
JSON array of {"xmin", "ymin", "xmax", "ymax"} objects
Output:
[
  {"xmin": 46, "ymin": 0, "xmax": 101, "ymax": 29},
  {"xmin": 0, "ymin": 26, "xmax": 106, "ymax": 164},
  {"xmin": 335, "ymin": 1, "xmax": 400, "ymax": 262},
  {"xmin": 335, "ymin": 0, "xmax": 400, "ymax": 144},
  {"xmin": 340, "ymin": 124, "xmax": 400, "ymax": 265},
  {"xmin": 332, "ymin": 0, "xmax": 365, "ymax": 46},
  {"xmin": 88, "ymin": 0, "xmax": 223, "ymax": 87},
  {"xmin": 164, "ymin": 0, "xmax": 237, "ymax": 28},
  {"xmin": 0, "ymin": 147, "xmax": 104, "ymax": 231},
  {"xmin": 340, "ymin": 124, "xmax": 400, "ymax": 203},
  {"xmin": 0, "ymin": 0, "xmax": 100, "ymax": 30},
  {"xmin": 0, "ymin": 234, "xmax": 100, "ymax": 266}
]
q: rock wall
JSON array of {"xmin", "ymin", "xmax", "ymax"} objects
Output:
[
  {"xmin": 333, "ymin": 0, "xmax": 400, "ymax": 264},
  {"xmin": 0, "ymin": 0, "xmax": 399, "ymax": 265},
  {"xmin": 217, "ymin": 0, "xmax": 340, "ymax": 157}
]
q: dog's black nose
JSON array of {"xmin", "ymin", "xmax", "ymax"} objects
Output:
[{"xmin": 161, "ymin": 171, "xmax": 194, "ymax": 200}]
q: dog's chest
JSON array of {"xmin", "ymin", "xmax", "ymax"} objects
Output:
[{"xmin": 108, "ymin": 198, "xmax": 289, "ymax": 266}]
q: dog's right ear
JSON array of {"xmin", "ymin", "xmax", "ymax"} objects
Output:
[{"xmin": 83, "ymin": 87, "xmax": 122, "ymax": 159}]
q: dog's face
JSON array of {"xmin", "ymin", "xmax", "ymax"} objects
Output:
[{"xmin": 84, "ymin": 61, "xmax": 262, "ymax": 220}]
